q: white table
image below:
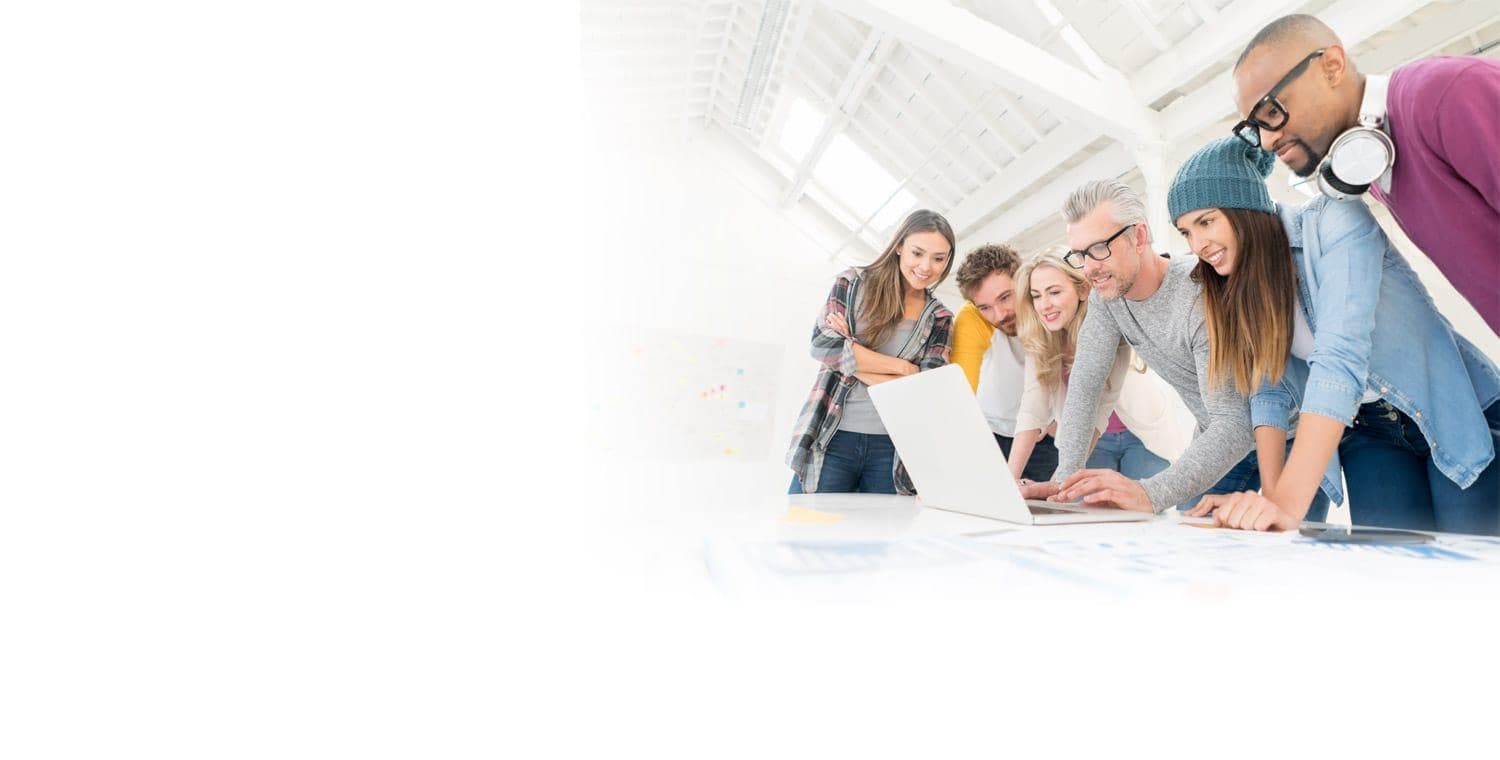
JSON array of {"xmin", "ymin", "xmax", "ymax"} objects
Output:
[{"xmin": 686, "ymin": 493, "xmax": 1500, "ymax": 601}]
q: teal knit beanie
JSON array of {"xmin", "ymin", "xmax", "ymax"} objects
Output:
[{"xmin": 1167, "ymin": 136, "xmax": 1276, "ymax": 222}]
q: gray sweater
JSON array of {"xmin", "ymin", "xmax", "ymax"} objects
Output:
[{"xmin": 1053, "ymin": 255, "xmax": 1253, "ymax": 510}]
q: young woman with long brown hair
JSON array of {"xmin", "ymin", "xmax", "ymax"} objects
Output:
[
  {"xmin": 1170, "ymin": 137, "xmax": 1500, "ymax": 535},
  {"xmin": 786, "ymin": 209, "xmax": 956, "ymax": 494}
]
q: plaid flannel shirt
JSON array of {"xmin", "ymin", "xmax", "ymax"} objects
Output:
[{"xmin": 785, "ymin": 267, "xmax": 954, "ymax": 494}]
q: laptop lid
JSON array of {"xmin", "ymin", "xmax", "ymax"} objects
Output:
[{"xmin": 868, "ymin": 363, "xmax": 1033, "ymax": 523}]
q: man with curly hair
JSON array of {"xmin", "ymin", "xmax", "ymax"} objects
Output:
[{"xmin": 952, "ymin": 243, "xmax": 1057, "ymax": 481}]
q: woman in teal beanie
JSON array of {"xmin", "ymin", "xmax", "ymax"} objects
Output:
[{"xmin": 1171, "ymin": 136, "xmax": 1500, "ymax": 535}]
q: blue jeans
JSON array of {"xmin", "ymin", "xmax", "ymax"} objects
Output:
[
  {"xmin": 1085, "ymin": 430, "xmax": 1168, "ymax": 480},
  {"xmin": 995, "ymin": 432, "xmax": 1059, "ymax": 482},
  {"xmin": 1182, "ymin": 440, "xmax": 1331, "ymax": 521},
  {"xmin": 788, "ymin": 430, "xmax": 897, "ymax": 494},
  {"xmin": 1339, "ymin": 400, "xmax": 1500, "ymax": 535}
]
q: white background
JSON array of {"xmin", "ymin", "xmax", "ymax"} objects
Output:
[{"xmin": 2, "ymin": 3, "xmax": 1496, "ymax": 758}]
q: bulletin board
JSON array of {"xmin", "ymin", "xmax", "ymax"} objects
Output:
[{"xmin": 589, "ymin": 327, "xmax": 782, "ymax": 460}]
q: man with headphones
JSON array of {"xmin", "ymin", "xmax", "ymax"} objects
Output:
[{"xmin": 1230, "ymin": 14, "xmax": 1500, "ymax": 337}]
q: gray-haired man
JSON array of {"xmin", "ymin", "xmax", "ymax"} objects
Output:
[{"xmin": 1021, "ymin": 180, "xmax": 1261, "ymax": 513}]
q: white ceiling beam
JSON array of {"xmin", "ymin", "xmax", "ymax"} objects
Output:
[
  {"xmin": 793, "ymin": 36, "xmax": 850, "ymax": 93},
  {"xmin": 842, "ymin": 99, "xmax": 935, "ymax": 169},
  {"xmin": 971, "ymin": 0, "xmax": 1462, "ymax": 252},
  {"xmin": 797, "ymin": 0, "xmax": 1477, "ymax": 265},
  {"xmin": 905, "ymin": 49, "xmax": 1024, "ymax": 159},
  {"xmin": 1033, "ymin": 19, "xmax": 1065, "ymax": 51},
  {"xmin": 754, "ymin": 0, "xmax": 816, "ymax": 151},
  {"xmin": 833, "ymin": 85, "xmax": 1008, "ymax": 255},
  {"xmin": 703, "ymin": 2, "xmax": 740, "ymax": 125},
  {"xmin": 582, "ymin": 47, "xmax": 704, "ymax": 63},
  {"xmin": 781, "ymin": 30, "xmax": 896, "ymax": 203},
  {"xmin": 882, "ymin": 62, "xmax": 1010, "ymax": 178},
  {"xmin": 822, "ymin": 29, "xmax": 889, "ymax": 108},
  {"xmin": 845, "ymin": 86, "xmax": 954, "ymax": 168},
  {"xmin": 800, "ymin": 13, "xmax": 861, "ymax": 79},
  {"xmin": 723, "ymin": 30, "xmax": 754, "ymax": 60},
  {"xmin": 1032, "ymin": 0, "xmax": 1161, "ymax": 159},
  {"xmin": 1120, "ymin": 0, "xmax": 1171, "ymax": 53},
  {"xmin": 587, "ymin": 81, "xmax": 716, "ymax": 97},
  {"xmin": 591, "ymin": 107, "xmax": 713, "ymax": 127},
  {"xmin": 1131, "ymin": 141, "xmax": 1173, "ymax": 248},
  {"xmin": 1030, "ymin": 0, "xmax": 1119, "ymax": 81},
  {"xmin": 990, "ymin": 90, "xmax": 1046, "ymax": 143},
  {"xmin": 843, "ymin": 116, "xmax": 972, "ymax": 201},
  {"xmin": 695, "ymin": 122, "xmax": 883, "ymax": 263},
  {"xmin": 1129, "ymin": 0, "xmax": 1310, "ymax": 105},
  {"xmin": 778, "ymin": 0, "xmax": 815, "ymax": 63},
  {"xmin": 1326, "ymin": 0, "xmax": 1452, "ymax": 51},
  {"xmin": 944, "ymin": 122, "xmax": 1095, "ymax": 236},
  {"xmin": 1160, "ymin": 0, "xmax": 1447, "ymax": 141},
  {"xmin": 822, "ymin": 0, "xmax": 1160, "ymax": 144},
  {"xmin": 1352, "ymin": 0, "xmax": 1500, "ymax": 72},
  {"xmin": 829, "ymin": 71, "xmax": 994, "ymax": 191},
  {"xmin": 965, "ymin": 143, "xmax": 1137, "ymax": 246},
  {"xmin": 1155, "ymin": 75, "xmax": 1231, "ymax": 139},
  {"xmin": 1185, "ymin": 0, "xmax": 1219, "ymax": 24},
  {"xmin": 942, "ymin": 0, "xmax": 1335, "ymax": 241},
  {"xmin": 968, "ymin": 112, "xmax": 1021, "ymax": 165}
]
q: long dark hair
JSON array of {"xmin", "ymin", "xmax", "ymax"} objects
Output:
[
  {"xmin": 1193, "ymin": 207, "xmax": 1296, "ymax": 395},
  {"xmin": 857, "ymin": 209, "xmax": 956, "ymax": 347}
]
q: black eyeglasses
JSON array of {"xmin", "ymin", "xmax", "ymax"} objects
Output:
[
  {"xmin": 1231, "ymin": 48, "xmax": 1326, "ymax": 148},
  {"xmin": 1064, "ymin": 225, "xmax": 1135, "ymax": 269}
]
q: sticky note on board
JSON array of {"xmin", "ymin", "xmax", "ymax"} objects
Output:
[{"xmin": 782, "ymin": 506, "xmax": 847, "ymax": 525}]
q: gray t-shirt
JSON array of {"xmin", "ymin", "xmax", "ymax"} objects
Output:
[
  {"xmin": 839, "ymin": 319, "xmax": 918, "ymax": 435},
  {"xmin": 1053, "ymin": 256, "xmax": 1252, "ymax": 510}
]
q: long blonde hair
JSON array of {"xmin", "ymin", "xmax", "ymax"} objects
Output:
[
  {"xmin": 856, "ymin": 209, "xmax": 956, "ymax": 347},
  {"xmin": 1015, "ymin": 249, "xmax": 1091, "ymax": 393}
]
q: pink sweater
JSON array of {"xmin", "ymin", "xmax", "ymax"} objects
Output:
[{"xmin": 1369, "ymin": 56, "xmax": 1500, "ymax": 335}]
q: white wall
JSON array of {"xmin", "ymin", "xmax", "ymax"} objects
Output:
[{"xmin": 581, "ymin": 122, "xmax": 855, "ymax": 495}]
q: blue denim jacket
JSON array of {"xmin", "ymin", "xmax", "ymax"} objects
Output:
[{"xmin": 1250, "ymin": 197, "xmax": 1500, "ymax": 504}]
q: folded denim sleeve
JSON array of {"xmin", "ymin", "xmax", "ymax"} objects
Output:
[
  {"xmin": 1300, "ymin": 200, "xmax": 1385, "ymax": 424},
  {"xmin": 1250, "ymin": 375, "xmax": 1296, "ymax": 432}
]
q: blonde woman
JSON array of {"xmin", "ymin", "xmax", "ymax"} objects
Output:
[{"xmin": 1007, "ymin": 249, "xmax": 1191, "ymax": 484}]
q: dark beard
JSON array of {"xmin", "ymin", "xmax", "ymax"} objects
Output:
[{"xmin": 1286, "ymin": 139, "xmax": 1325, "ymax": 177}]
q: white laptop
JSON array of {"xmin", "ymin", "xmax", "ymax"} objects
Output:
[{"xmin": 868, "ymin": 363, "xmax": 1152, "ymax": 525}]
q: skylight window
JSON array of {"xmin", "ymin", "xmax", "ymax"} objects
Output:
[
  {"xmin": 775, "ymin": 95, "xmax": 917, "ymax": 235},
  {"xmin": 814, "ymin": 134, "xmax": 917, "ymax": 232}
]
